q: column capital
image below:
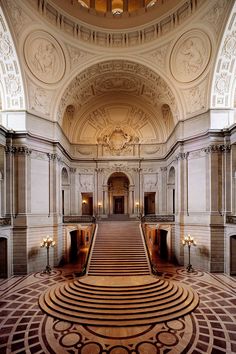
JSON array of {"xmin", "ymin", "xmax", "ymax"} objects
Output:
[
  {"xmin": 5, "ymin": 145, "xmax": 16, "ymax": 154},
  {"xmin": 175, "ymin": 152, "xmax": 189, "ymax": 160},
  {"xmin": 15, "ymin": 146, "xmax": 32, "ymax": 155},
  {"xmin": 203, "ymin": 144, "xmax": 231, "ymax": 154}
]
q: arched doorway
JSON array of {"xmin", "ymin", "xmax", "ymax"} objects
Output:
[
  {"xmin": 230, "ymin": 235, "xmax": 236, "ymax": 275},
  {"xmin": 108, "ymin": 173, "xmax": 129, "ymax": 215},
  {"xmin": 0, "ymin": 237, "xmax": 7, "ymax": 278}
]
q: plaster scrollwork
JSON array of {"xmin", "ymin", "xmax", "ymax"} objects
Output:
[
  {"xmin": 170, "ymin": 30, "xmax": 211, "ymax": 83},
  {"xmin": 204, "ymin": 0, "xmax": 227, "ymax": 29},
  {"xmin": 211, "ymin": 2, "xmax": 236, "ymax": 108},
  {"xmin": 66, "ymin": 44, "xmax": 91, "ymax": 70},
  {"xmin": 222, "ymin": 31, "xmax": 236, "ymax": 59},
  {"xmin": 143, "ymin": 44, "xmax": 169, "ymax": 70},
  {"xmin": 24, "ymin": 31, "xmax": 66, "ymax": 84},
  {"xmin": 79, "ymin": 174, "xmax": 94, "ymax": 192},
  {"xmin": 28, "ymin": 80, "xmax": 53, "ymax": 116},
  {"xmin": 98, "ymin": 127, "xmax": 139, "ymax": 156},
  {"xmin": 183, "ymin": 80, "xmax": 207, "ymax": 114},
  {"xmin": 5, "ymin": 0, "xmax": 31, "ymax": 36},
  {"xmin": 0, "ymin": 9, "xmax": 25, "ymax": 110}
]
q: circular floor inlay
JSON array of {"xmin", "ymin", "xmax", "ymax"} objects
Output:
[
  {"xmin": 137, "ymin": 342, "xmax": 158, "ymax": 353},
  {"xmin": 157, "ymin": 331, "xmax": 178, "ymax": 346},
  {"xmin": 81, "ymin": 342, "xmax": 101, "ymax": 354},
  {"xmin": 60, "ymin": 332, "xmax": 81, "ymax": 347}
]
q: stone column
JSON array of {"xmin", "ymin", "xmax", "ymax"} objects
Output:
[
  {"xmin": 13, "ymin": 146, "xmax": 32, "ymax": 274},
  {"xmin": 70, "ymin": 168, "xmax": 77, "ymax": 215},
  {"xmin": 174, "ymin": 152, "xmax": 188, "ymax": 265},
  {"xmin": 160, "ymin": 167, "xmax": 167, "ymax": 214},
  {"xmin": 47, "ymin": 153, "xmax": 62, "ymax": 219},
  {"xmin": 204, "ymin": 144, "xmax": 225, "ymax": 272},
  {"xmin": 5, "ymin": 144, "xmax": 15, "ymax": 217}
]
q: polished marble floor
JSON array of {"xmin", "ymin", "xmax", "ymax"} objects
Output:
[{"xmin": 1, "ymin": 263, "xmax": 236, "ymax": 353}]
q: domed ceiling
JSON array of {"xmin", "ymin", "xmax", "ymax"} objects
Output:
[
  {"xmin": 60, "ymin": 60, "xmax": 178, "ymax": 145},
  {"xmin": 50, "ymin": 0, "xmax": 182, "ymax": 29}
]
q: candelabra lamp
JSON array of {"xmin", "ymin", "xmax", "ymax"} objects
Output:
[
  {"xmin": 40, "ymin": 236, "xmax": 55, "ymax": 274},
  {"xmin": 182, "ymin": 234, "xmax": 196, "ymax": 272}
]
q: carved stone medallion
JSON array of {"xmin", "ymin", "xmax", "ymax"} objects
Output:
[
  {"xmin": 24, "ymin": 31, "xmax": 65, "ymax": 84},
  {"xmin": 170, "ymin": 30, "xmax": 211, "ymax": 83}
]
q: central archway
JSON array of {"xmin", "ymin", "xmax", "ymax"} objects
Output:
[{"xmin": 108, "ymin": 172, "xmax": 130, "ymax": 215}]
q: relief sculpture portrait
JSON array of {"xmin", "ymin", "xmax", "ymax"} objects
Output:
[
  {"xmin": 170, "ymin": 30, "xmax": 211, "ymax": 83},
  {"xmin": 24, "ymin": 31, "xmax": 65, "ymax": 84}
]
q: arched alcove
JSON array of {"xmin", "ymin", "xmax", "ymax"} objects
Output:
[{"xmin": 108, "ymin": 172, "xmax": 130, "ymax": 215}]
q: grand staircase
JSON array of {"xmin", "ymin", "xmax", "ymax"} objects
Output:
[
  {"xmin": 87, "ymin": 221, "xmax": 150, "ymax": 276},
  {"xmin": 39, "ymin": 220, "xmax": 199, "ymax": 326}
]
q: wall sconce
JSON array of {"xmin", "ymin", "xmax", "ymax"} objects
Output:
[
  {"xmin": 182, "ymin": 234, "xmax": 196, "ymax": 272},
  {"xmin": 98, "ymin": 202, "xmax": 102, "ymax": 213},
  {"xmin": 136, "ymin": 202, "xmax": 139, "ymax": 214},
  {"xmin": 40, "ymin": 236, "xmax": 55, "ymax": 274},
  {"xmin": 82, "ymin": 200, "xmax": 86, "ymax": 204}
]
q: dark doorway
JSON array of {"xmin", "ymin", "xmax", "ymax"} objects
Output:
[
  {"xmin": 144, "ymin": 192, "xmax": 155, "ymax": 215},
  {"xmin": 70, "ymin": 230, "xmax": 79, "ymax": 263},
  {"xmin": 113, "ymin": 196, "xmax": 124, "ymax": 214},
  {"xmin": 159, "ymin": 230, "xmax": 168, "ymax": 259},
  {"xmin": 62, "ymin": 190, "xmax": 64, "ymax": 215},
  {"xmin": 82, "ymin": 193, "xmax": 93, "ymax": 215},
  {"xmin": 230, "ymin": 235, "xmax": 236, "ymax": 275},
  {"xmin": 0, "ymin": 238, "xmax": 7, "ymax": 278}
]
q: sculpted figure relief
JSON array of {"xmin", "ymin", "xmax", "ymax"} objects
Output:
[
  {"xmin": 24, "ymin": 31, "xmax": 65, "ymax": 84},
  {"xmin": 181, "ymin": 39, "xmax": 203, "ymax": 75},
  {"xmin": 170, "ymin": 30, "xmax": 211, "ymax": 83},
  {"xmin": 32, "ymin": 40, "xmax": 56, "ymax": 75}
]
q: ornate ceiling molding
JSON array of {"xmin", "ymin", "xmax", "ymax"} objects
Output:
[
  {"xmin": 0, "ymin": 7, "xmax": 25, "ymax": 111},
  {"xmin": 211, "ymin": 1, "xmax": 236, "ymax": 109},
  {"xmin": 26, "ymin": 0, "xmax": 205, "ymax": 48},
  {"xmin": 58, "ymin": 60, "xmax": 179, "ymax": 125}
]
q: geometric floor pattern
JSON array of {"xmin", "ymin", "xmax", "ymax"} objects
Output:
[{"xmin": 1, "ymin": 266, "xmax": 236, "ymax": 353}]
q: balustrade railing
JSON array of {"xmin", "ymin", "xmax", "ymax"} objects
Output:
[
  {"xmin": 141, "ymin": 214, "xmax": 175, "ymax": 223},
  {"xmin": 63, "ymin": 215, "xmax": 96, "ymax": 223}
]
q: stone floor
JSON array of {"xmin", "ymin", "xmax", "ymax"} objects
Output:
[{"xmin": 0, "ymin": 264, "xmax": 236, "ymax": 353}]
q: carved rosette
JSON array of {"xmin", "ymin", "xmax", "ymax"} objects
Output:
[
  {"xmin": 24, "ymin": 31, "xmax": 65, "ymax": 84},
  {"xmin": 170, "ymin": 29, "xmax": 211, "ymax": 83}
]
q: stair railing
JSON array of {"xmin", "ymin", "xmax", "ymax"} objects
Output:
[
  {"xmin": 140, "ymin": 222, "xmax": 160, "ymax": 276},
  {"xmin": 73, "ymin": 218, "xmax": 98, "ymax": 277}
]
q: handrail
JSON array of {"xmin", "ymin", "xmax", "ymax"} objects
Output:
[
  {"xmin": 139, "ymin": 222, "xmax": 161, "ymax": 276},
  {"xmin": 72, "ymin": 220, "xmax": 97, "ymax": 277}
]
